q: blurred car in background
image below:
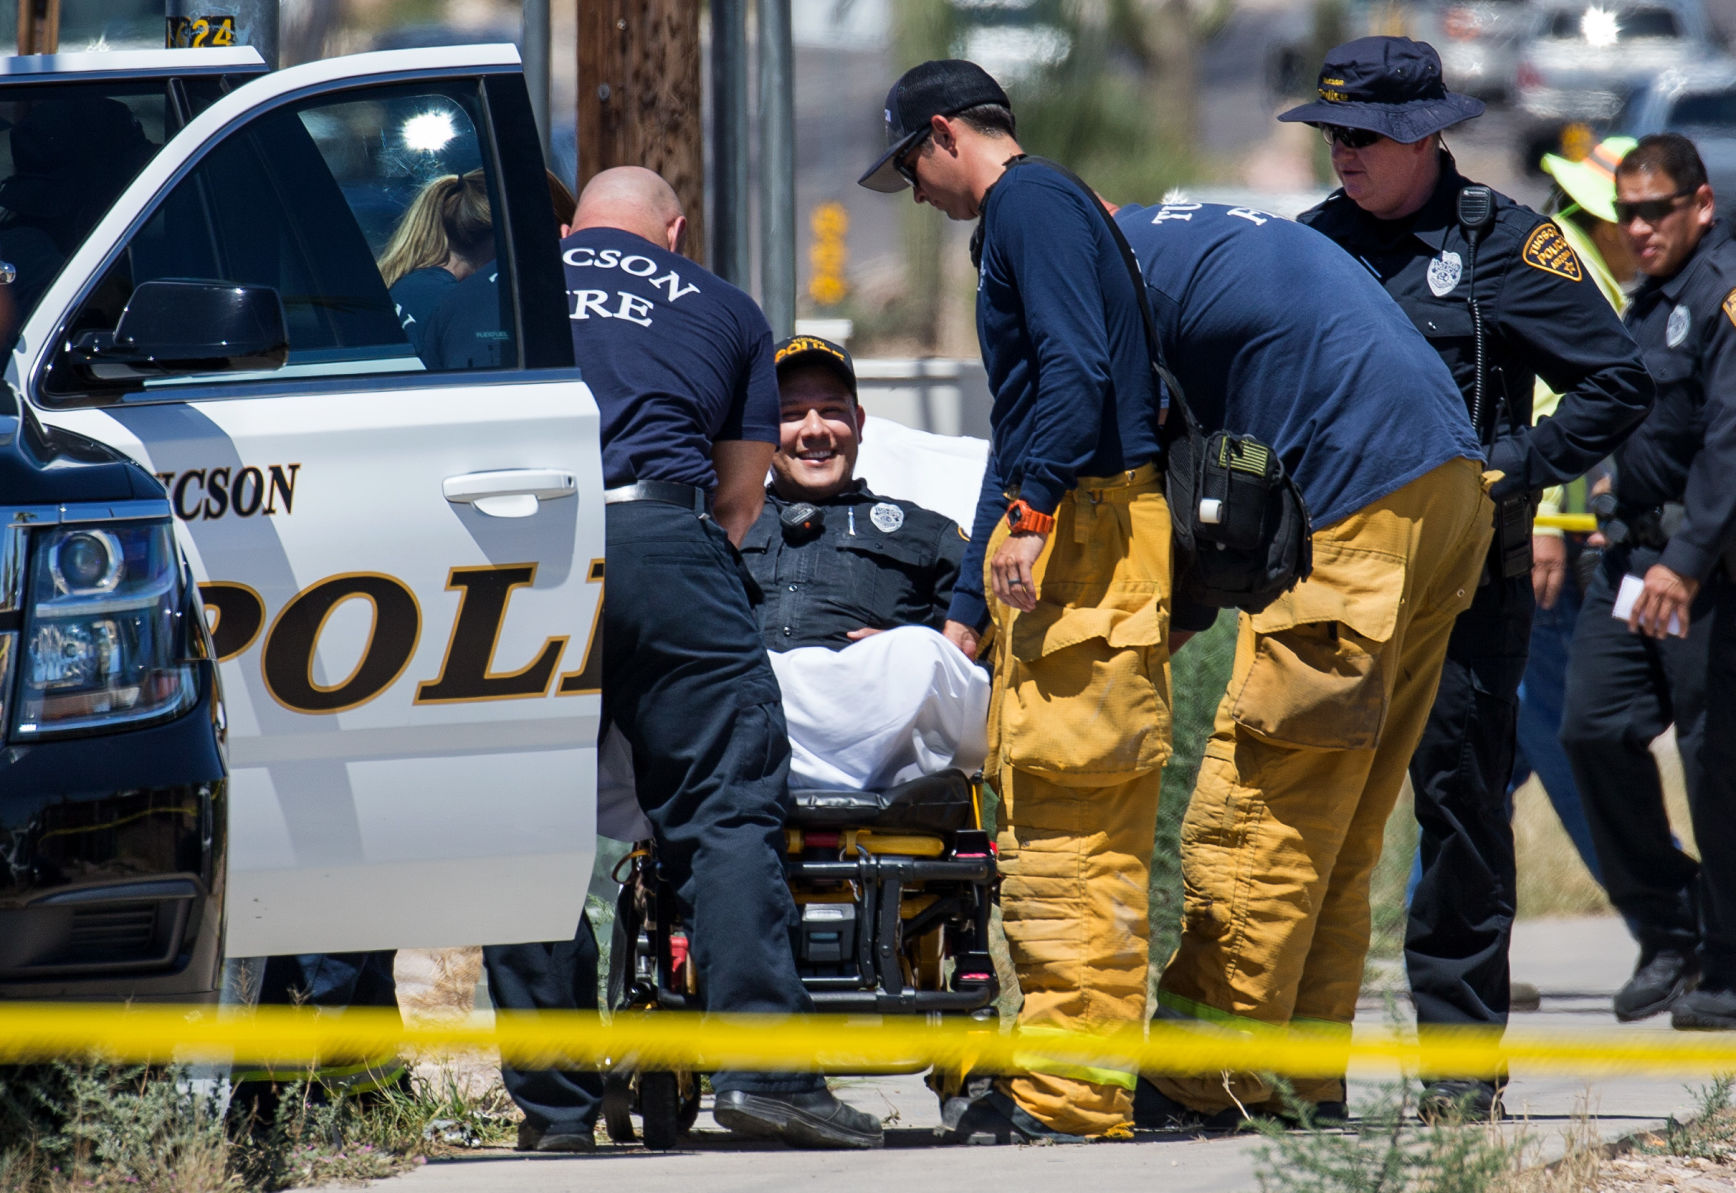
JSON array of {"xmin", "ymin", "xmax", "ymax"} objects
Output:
[
  {"xmin": 1516, "ymin": 0, "xmax": 1722, "ymax": 166},
  {"xmin": 1410, "ymin": 0, "xmax": 1535, "ymax": 101},
  {"xmin": 1617, "ymin": 59, "xmax": 1736, "ymax": 198}
]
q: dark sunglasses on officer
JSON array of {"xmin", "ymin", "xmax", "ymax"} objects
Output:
[
  {"xmin": 1317, "ymin": 124, "xmax": 1383, "ymax": 150},
  {"xmin": 1613, "ymin": 188, "xmax": 1695, "ymax": 226},
  {"xmin": 895, "ymin": 129, "xmax": 933, "ymax": 188}
]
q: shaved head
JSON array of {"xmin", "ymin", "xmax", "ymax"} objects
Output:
[{"xmin": 573, "ymin": 166, "xmax": 686, "ymax": 252}]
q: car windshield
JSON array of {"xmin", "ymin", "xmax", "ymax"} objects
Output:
[
  {"xmin": 1544, "ymin": 5, "xmax": 1682, "ymax": 38},
  {"xmin": 1671, "ymin": 87, "xmax": 1736, "ymax": 126},
  {"xmin": 0, "ymin": 78, "xmax": 224, "ymax": 353}
]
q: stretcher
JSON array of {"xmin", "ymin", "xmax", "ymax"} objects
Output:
[{"xmin": 601, "ymin": 769, "xmax": 1000, "ymax": 1148}]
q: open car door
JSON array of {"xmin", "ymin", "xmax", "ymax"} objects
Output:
[{"xmin": 16, "ymin": 46, "xmax": 601, "ymax": 957}]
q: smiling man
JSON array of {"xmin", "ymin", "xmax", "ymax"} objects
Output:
[
  {"xmin": 1281, "ymin": 35, "xmax": 1652, "ymax": 1121},
  {"xmin": 1560, "ymin": 133, "xmax": 1736, "ymax": 1032},
  {"xmin": 739, "ymin": 335, "xmax": 988, "ymax": 791}
]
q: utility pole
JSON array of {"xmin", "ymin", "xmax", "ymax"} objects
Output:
[
  {"xmin": 577, "ymin": 0, "xmax": 706, "ymax": 264},
  {"xmin": 709, "ymin": 0, "xmax": 750, "ymax": 287},
  {"xmin": 17, "ymin": 0, "xmax": 59, "ymax": 54},
  {"xmin": 523, "ymin": 0, "xmax": 552, "ymax": 163},
  {"xmin": 757, "ymin": 0, "xmax": 795, "ymax": 336}
]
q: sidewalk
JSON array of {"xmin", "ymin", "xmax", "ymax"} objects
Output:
[{"xmin": 328, "ymin": 916, "xmax": 1705, "ymax": 1193}]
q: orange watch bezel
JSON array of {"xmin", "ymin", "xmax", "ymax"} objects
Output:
[{"xmin": 1005, "ymin": 499, "xmax": 1055, "ymax": 534}]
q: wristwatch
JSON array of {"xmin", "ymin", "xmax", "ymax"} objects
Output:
[{"xmin": 1005, "ymin": 499, "xmax": 1055, "ymax": 535}]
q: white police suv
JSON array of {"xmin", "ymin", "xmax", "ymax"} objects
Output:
[{"xmin": 1, "ymin": 45, "xmax": 603, "ymax": 969}]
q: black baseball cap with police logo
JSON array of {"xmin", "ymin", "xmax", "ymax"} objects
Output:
[
  {"xmin": 1277, "ymin": 36, "xmax": 1484, "ymax": 144},
  {"xmin": 774, "ymin": 334, "xmax": 857, "ymax": 398},
  {"xmin": 857, "ymin": 58, "xmax": 1010, "ymax": 194}
]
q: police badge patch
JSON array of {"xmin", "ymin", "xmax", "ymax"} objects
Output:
[
  {"xmin": 1427, "ymin": 251, "xmax": 1463, "ymax": 296},
  {"xmin": 1668, "ymin": 303, "xmax": 1691, "ymax": 348},
  {"xmin": 1723, "ymin": 287, "xmax": 1736, "ymax": 330},
  {"xmin": 870, "ymin": 502, "xmax": 904, "ymax": 533},
  {"xmin": 1521, "ymin": 223, "xmax": 1583, "ymax": 281}
]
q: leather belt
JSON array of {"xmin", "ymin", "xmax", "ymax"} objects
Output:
[{"xmin": 603, "ymin": 480, "xmax": 709, "ymax": 513}]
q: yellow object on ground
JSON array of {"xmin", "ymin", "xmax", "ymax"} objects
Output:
[
  {"xmin": 1152, "ymin": 457, "xmax": 1494, "ymax": 1114},
  {"xmin": 985, "ymin": 463, "xmax": 1171, "ymax": 1138}
]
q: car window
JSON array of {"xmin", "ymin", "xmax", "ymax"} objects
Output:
[
  {"xmin": 1671, "ymin": 88, "xmax": 1736, "ymax": 126},
  {"xmin": 0, "ymin": 85, "xmax": 174, "ymax": 348},
  {"xmin": 42, "ymin": 80, "xmax": 518, "ymax": 401}
]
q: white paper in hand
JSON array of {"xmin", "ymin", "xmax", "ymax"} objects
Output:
[{"xmin": 1611, "ymin": 572, "xmax": 1684, "ymax": 636}]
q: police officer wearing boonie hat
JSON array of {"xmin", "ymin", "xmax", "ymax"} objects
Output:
[{"xmin": 1280, "ymin": 36, "xmax": 1653, "ymax": 1121}]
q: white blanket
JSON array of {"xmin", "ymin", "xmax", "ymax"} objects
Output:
[{"xmin": 597, "ymin": 626, "xmax": 990, "ymax": 840}]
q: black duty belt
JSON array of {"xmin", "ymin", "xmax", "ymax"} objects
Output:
[{"xmin": 603, "ymin": 480, "xmax": 709, "ymax": 514}]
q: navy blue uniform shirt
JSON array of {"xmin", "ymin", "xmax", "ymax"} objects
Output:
[
  {"xmin": 1301, "ymin": 153, "xmax": 1652, "ymax": 499},
  {"xmin": 1617, "ymin": 219, "xmax": 1736, "ymax": 582},
  {"xmin": 561, "ymin": 227, "xmax": 778, "ymax": 491},
  {"xmin": 1116, "ymin": 200, "xmax": 1481, "ymax": 530},
  {"xmin": 959, "ymin": 161, "xmax": 1162, "ymax": 629},
  {"xmin": 390, "ymin": 265, "xmax": 457, "ymax": 356},
  {"xmin": 741, "ymin": 483, "xmax": 966, "ymax": 651},
  {"xmin": 422, "ymin": 264, "xmax": 511, "ymax": 370}
]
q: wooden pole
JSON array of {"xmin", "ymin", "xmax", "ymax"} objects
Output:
[
  {"xmin": 576, "ymin": 0, "xmax": 706, "ymax": 265},
  {"xmin": 17, "ymin": 0, "xmax": 60, "ymax": 55}
]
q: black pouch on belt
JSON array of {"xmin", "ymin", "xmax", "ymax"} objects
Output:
[{"xmin": 1494, "ymin": 494, "xmax": 1534, "ymax": 580}]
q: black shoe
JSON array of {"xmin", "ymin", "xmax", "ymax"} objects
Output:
[
  {"xmin": 1132, "ymin": 1077, "xmax": 1253, "ymax": 1132},
  {"xmin": 516, "ymin": 1121, "xmax": 597, "ymax": 1153},
  {"xmin": 936, "ymin": 1088, "xmax": 1091, "ymax": 1145},
  {"xmin": 1616, "ymin": 949, "xmax": 1699, "ymax": 1021},
  {"xmin": 713, "ymin": 1088, "xmax": 883, "ymax": 1149},
  {"xmin": 1671, "ymin": 986, "xmax": 1736, "ymax": 1029},
  {"xmin": 1417, "ymin": 1080, "xmax": 1504, "ymax": 1124}
]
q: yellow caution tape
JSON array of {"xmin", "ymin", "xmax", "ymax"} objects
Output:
[
  {"xmin": 1535, "ymin": 513, "xmax": 1597, "ymax": 533},
  {"xmin": 3, "ymin": 1003, "xmax": 1736, "ymax": 1078}
]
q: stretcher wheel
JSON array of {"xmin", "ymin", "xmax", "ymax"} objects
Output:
[
  {"xmin": 678, "ymin": 1073, "xmax": 701, "ymax": 1131},
  {"xmin": 639, "ymin": 1071, "xmax": 682, "ymax": 1150},
  {"xmin": 602, "ymin": 1071, "xmax": 636, "ymax": 1143}
]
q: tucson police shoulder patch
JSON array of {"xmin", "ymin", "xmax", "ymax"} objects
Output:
[
  {"xmin": 1521, "ymin": 223, "xmax": 1583, "ymax": 281},
  {"xmin": 1723, "ymin": 287, "xmax": 1736, "ymax": 330},
  {"xmin": 870, "ymin": 502, "xmax": 904, "ymax": 533}
]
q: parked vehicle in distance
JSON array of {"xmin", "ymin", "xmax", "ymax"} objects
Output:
[
  {"xmin": 1515, "ymin": 0, "xmax": 1723, "ymax": 167},
  {"xmin": 1410, "ymin": 0, "xmax": 1536, "ymax": 101},
  {"xmin": 0, "ymin": 381, "xmax": 227, "ymax": 1001},
  {"xmin": 1616, "ymin": 58, "xmax": 1736, "ymax": 198}
]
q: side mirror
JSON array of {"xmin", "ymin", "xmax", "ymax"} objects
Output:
[{"xmin": 68, "ymin": 280, "xmax": 289, "ymax": 383}]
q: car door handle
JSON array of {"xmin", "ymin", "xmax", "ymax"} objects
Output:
[{"xmin": 443, "ymin": 469, "xmax": 577, "ymax": 519}]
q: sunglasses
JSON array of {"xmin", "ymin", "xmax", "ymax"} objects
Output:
[
  {"xmin": 1319, "ymin": 124, "xmax": 1382, "ymax": 150},
  {"xmin": 895, "ymin": 130, "xmax": 932, "ymax": 188},
  {"xmin": 1613, "ymin": 189, "xmax": 1694, "ymax": 225}
]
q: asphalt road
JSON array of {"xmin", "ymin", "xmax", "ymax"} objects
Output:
[{"xmin": 311, "ymin": 916, "xmax": 1708, "ymax": 1193}]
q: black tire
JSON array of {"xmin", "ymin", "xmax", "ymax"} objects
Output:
[
  {"xmin": 602, "ymin": 1071, "xmax": 636, "ymax": 1143},
  {"xmin": 639, "ymin": 1071, "xmax": 683, "ymax": 1151}
]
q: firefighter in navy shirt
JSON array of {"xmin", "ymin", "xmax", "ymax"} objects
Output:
[
  {"xmin": 1106, "ymin": 200, "xmax": 1491, "ymax": 1128},
  {"xmin": 499, "ymin": 168, "xmax": 882, "ymax": 1150},
  {"xmin": 1281, "ymin": 36, "xmax": 1653, "ymax": 1119},
  {"xmin": 860, "ymin": 59, "xmax": 1166, "ymax": 1143}
]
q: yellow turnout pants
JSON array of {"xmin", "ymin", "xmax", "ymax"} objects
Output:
[
  {"xmin": 1151, "ymin": 457, "xmax": 1493, "ymax": 1114},
  {"xmin": 986, "ymin": 463, "xmax": 1171, "ymax": 1138}
]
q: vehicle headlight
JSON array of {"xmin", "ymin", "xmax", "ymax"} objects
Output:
[{"xmin": 15, "ymin": 520, "xmax": 195, "ymax": 738}]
